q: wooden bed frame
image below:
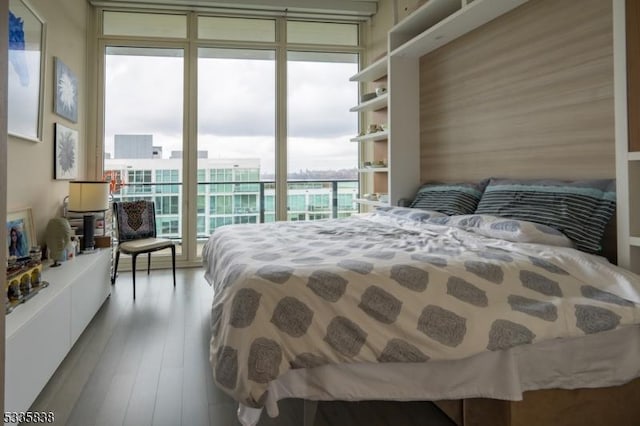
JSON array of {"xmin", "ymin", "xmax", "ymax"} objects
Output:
[
  {"xmin": 414, "ymin": 0, "xmax": 638, "ymax": 424},
  {"xmin": 434, "ymin": 376, "xmax": 640, "ymax": 426}
]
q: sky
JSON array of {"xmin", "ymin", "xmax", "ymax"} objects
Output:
[{"xmin": 104, "ymin": 51, "xmax": 360, "ymax": 175}]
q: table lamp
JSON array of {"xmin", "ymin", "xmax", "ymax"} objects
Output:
[{"xmin": 68, "ymin": 181, "xmax": 110, "ymax": 252}]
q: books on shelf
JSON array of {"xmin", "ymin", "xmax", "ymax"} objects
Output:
[{"xmin": 65, "ymin": 211, "xmax": 112, "ymax": 237}]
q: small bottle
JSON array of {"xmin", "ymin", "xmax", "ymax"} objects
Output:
[
  {"xmin": 8, "ymin": 280, "xmax": 21, "ymax": 301},
  {"xmin": 66, "ymin": 242, "xmax": 75, "ymax": 260},
  {"xmin": 29, "ymin": 246, "xmax": 42, "ymax": 263},
  {"xmin": 32, "ymin": 269, "xmax": 41, "ymax": 286},
  {"xmin": 20, "ymin": 275, "xmax": 31, "ymax": 295}
]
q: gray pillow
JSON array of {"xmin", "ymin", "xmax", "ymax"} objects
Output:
[
  {"xmin": 409, "ymin": 180, "xmax": 489, "ymax": 215},
  {"xmin": 475, "ymin": 178, "xmax": 616, "ymax": 253}
]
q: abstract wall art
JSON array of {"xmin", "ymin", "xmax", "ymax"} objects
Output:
[
  {"xmin": 54, "ymin": 123, "xmax": 78, "ymax": 180},
  {"xmin": 8, "ymin": 0, "xmax": 46, "ymax": 141},
  {"xmin": 54, "ymin": 57, "xmax": 78, "ymax": 123}
]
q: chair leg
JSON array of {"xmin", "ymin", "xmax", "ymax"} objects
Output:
[
  {"xmin": 112, "ymin": 250, "xmax": 120, "ymax": 284},
  {"xmin": 171, "ymin": 245, "xmax": 176, "ymax": 288},
  {"xmin": 147, "ymin": 252, "xmax": 151, "ymax": 275},
  {"xmin": 132, "ymin": 253, "xmax": 137, "ymax": 300}
]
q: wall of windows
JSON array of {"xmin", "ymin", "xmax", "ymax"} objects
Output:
[{"xmin": 97, "ymin": 9, "xmax": 362, "ymax": 263}]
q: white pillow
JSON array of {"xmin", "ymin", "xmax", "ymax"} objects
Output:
[
  {"xmin": 437, "ymin": 214, "xmax": 575, "ymax": 248},
  {"xmin": 373, "ymin": 206, "xmax": 448, "ymax": 222}
]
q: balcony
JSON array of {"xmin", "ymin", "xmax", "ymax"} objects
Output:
[{"xmin": 109, "ymin": 179, "xmax": 360, "ymax": 241}]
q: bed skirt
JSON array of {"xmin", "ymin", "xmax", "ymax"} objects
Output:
[{"xmin": 236, "ymin": 324, "xmax": 640, "ymax": 425}]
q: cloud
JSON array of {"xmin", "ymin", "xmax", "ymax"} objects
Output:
[{"xmin": 104, "ymin": 51, "xmax": 359, "ymax": 172}]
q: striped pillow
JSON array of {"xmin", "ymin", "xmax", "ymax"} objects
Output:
[
  {"xmin": 409, "ymin": 181, "xmax": 488, "ymax": 215},
  {"xmin": 475, "ymin": 178, "xmax": 616, "ymax": 253}
]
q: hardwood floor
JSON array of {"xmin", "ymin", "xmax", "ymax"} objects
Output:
[{"xmin": 29, "ymin": 268, "xmax": 455, "ymax": 426}]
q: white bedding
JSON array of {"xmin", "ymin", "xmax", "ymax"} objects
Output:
[
  {"xmin": 202, "ymin": 209, "xmax": 640, "ymax": 416},
  {"xmin": 237, "ymin": 324, "xmax": 640, "ymax": 424}
]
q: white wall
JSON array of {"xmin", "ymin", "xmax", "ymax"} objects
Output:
[
  {"xmin": 365, "ymin": 0, "xmax": 425, "ymax": 60},
  {"xmin": 8, "ymin": 0, "xmax": 89, "ymax": 246},
  {"xmin": 365, "ymin": 0, "xmax": 392, "ymax": 61}
]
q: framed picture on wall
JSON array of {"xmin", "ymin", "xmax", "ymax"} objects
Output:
[
  {"xmin": 54, "ymin": 123, "xmax": 78, "ymax": 180},
  {"xmin": 8, "ymin": 0, "xmax": 46, "ymax": 142},
  {"xmin": 7, "ymin": 208, "xmax": 36, "ymax": 258},
  {"xmin": 53, "ymin": 57, "xmax": 78, "ymax": 123}
]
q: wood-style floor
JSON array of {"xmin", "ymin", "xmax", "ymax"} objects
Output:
[{"xmin": 29, "ymin": 268, "xmax": 455, "ymax": 426}]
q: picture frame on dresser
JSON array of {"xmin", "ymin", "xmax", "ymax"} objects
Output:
[{"xmin": 6, "ymin": 208, "xmax": 36, "ymax": 258}]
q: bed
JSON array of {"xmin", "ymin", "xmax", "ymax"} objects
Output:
[{"xmin": 202, "ymin": 178, "xmax": 640, "ymax": 426}]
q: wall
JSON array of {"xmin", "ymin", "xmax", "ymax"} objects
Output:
[
  {"xmin": 364, "ymin": 0, "xmax": 391, "ymax": 63},
  {"xmin": 419, "ymin": 0, "xmax": 614, "ymax": 182},
  {"xmin": 365, "ymin": 0, "xmax": 422, "ymax": 64},
  {"xmin": 1, "ymin": 0, "xmax": 8, "ymax": 413},
  {"xmin": 8, "ymin": 0, "xmax": 89, "ymax": 245}
]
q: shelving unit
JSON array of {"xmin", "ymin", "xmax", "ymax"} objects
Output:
[
  {"xmin": 350, "ymin": 50, "xmax": 390, "ymax": 209},
  {"xmin": 615, "ymin": 0, "xmax": 638, "ymax": 272},
  {"xmin": 349, "ymin": 55, "xmax": 387, "ymax": 82},
  {"xmin": 388, "ymin": 0, "xmax": 462, "ymax": 51},
  {"xmin": 350, "ymin": 130, "xmax": 389, "ymax": 143},
  {"xmin": 349, "ymin": 93, "xmax": 388, "ymax": 112},
  {"xmin": 389, "ymin": 0, "xmax": 528, "ymax": 57},
  {"xmin": 358, "ymin": 167, "xmax": 389, "ymax": 173},
  {"xmin": 348, "ymin": 0, "xmax": 530, "ymax": 208}
]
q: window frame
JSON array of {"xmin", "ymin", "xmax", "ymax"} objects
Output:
[{"xmin": 91, "ymin": 9, "xmax": 364, "ymax": 265}]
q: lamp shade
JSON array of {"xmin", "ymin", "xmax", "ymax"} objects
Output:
[{"xmin": 68, "ymin": 181, "xmax": 110, "ymax": 212}]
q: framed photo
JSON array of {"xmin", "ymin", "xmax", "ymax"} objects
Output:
[
  {"xmin": 8, "ymin": 0, "xmax": 46, "ymax": 142},
  {"xmin": 53, "ymin": 57, "xmax": 78, "ymax": 123},
  {"xmin": 7, "ymin": 208, "xmax": 36, "ymax": 258},
  {"xmin": 54, "ymin": 123, "xmax": 78, "ymax": 180}
]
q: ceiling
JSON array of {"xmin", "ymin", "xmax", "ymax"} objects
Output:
[{"xmin": 88, "ymin": 0, "xmax": 379, "ymax": 19}]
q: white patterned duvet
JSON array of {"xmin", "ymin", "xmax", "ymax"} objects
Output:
[{"xmin": 202, "ymin": 208, "xmax": 640, "ymax": 408}]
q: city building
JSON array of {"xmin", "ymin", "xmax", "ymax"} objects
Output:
[{"xmin": 105, "ymin": 135, "xmax": 359, "ymax": 240}]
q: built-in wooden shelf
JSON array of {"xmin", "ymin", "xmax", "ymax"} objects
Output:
[
  {"xmin": 389, "ymin": 0, "xmax": 461, "ymax": 51},
  {"xmin": 350, "ymin": 56, "xmax": 387, "ymax": 82},
  {"xmin": 390, "ymin": 0, "xmax": 528, "ymax": 58},
  {"xmin": 358, "ymin": 167, "xmax": 389, "ymax": 173},
  {"xmin": 350, "ymin": 130, "xmax": 389, "ymax": 142},
  {"xmin": 349, "ymin": 93, "xmax": 388, "ymax": 112}
]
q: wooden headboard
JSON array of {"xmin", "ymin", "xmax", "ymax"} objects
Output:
[
  {"xmin": 418, "ymin": 0, "xmax": 614, "ymax": 182},
  {"xmin": 417, "ymin": 0, "xmax": 616, "ymax": 260}
]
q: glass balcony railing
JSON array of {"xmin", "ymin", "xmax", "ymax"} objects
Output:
[{"xmin": 109, "ymin": 179, "xmax": 359, "ymax": 241}]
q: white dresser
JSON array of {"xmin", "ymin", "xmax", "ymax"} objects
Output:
[{"xmin": 4, "ymin": 249, "xmax": 111, "ymax": 423}]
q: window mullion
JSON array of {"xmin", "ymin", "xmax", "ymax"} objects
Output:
[
  {"xmin": 275, "ymin": 17, "xmax": 288, "ymax": 221},
  {"xmin": 184, "ymin": 11, "xmax": 198, "ymax": 261}
]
